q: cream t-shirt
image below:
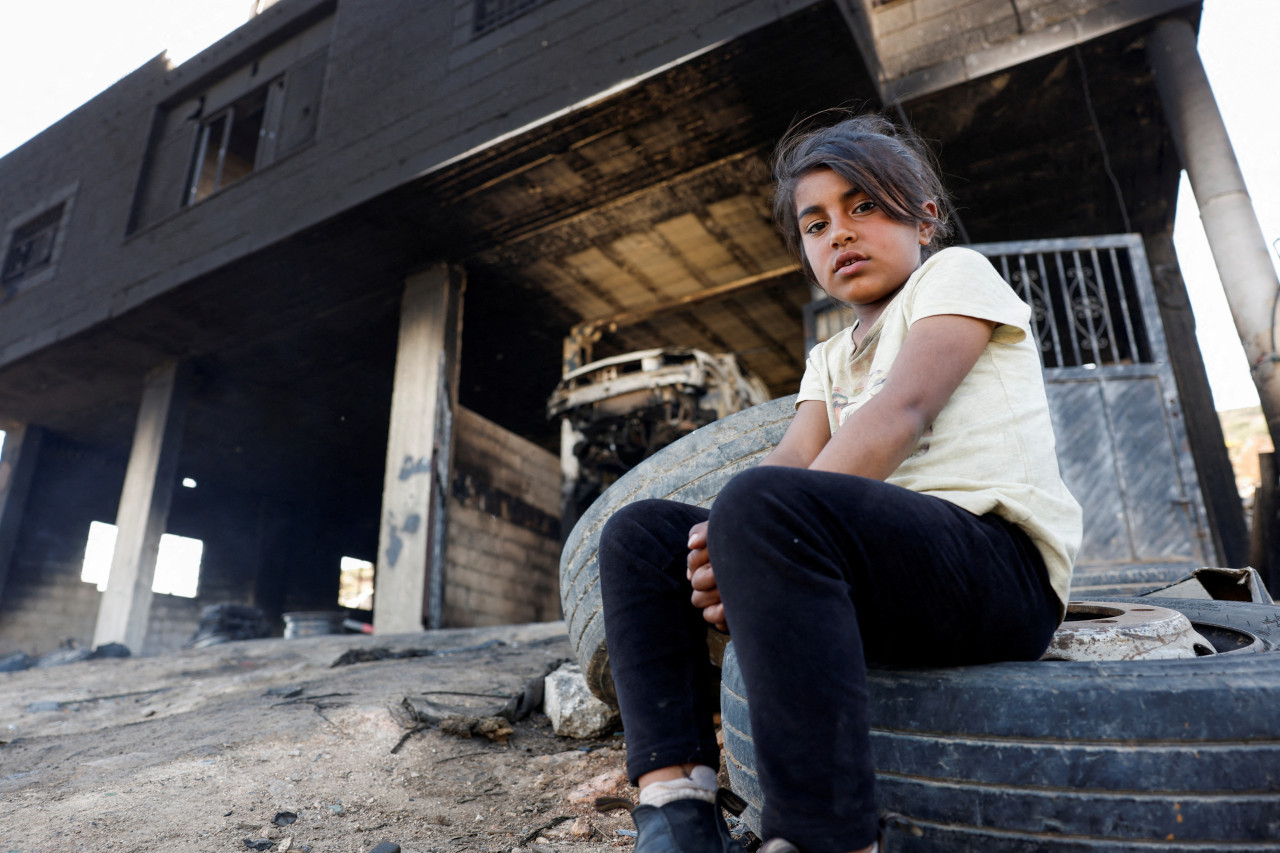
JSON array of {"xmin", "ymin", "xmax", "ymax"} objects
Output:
[{"xmin": 797, "ymin": 246, "xmax": 1082, "ymax": 615}]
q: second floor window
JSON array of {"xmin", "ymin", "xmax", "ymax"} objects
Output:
[
  {"xmin": 2, "ymin": 203, "xmax": 65, "ymax": 287},
  {"xmin": 187, "ymin": 81, "xmax": 282, "ymax": 204}
]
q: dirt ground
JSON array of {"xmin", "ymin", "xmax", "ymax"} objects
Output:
[{"xmin": 0, "ymin": 621, "xmax": 649, "ymax": 853}]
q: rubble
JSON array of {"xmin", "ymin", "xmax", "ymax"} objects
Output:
[
  {"xmin": 544, "ymin": 663, "xmax": 621, "ymax": 739},
  {"xmin": 0, "ymin": 621, "xmax": 641, "ymax": 851}
]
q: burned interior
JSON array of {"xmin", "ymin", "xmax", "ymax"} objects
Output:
[{"xmin": 0, "ymin": 0, "xmax": 1252, "ymax": 654}]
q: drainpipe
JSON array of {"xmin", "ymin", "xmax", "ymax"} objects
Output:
[{"xmin": 1148, "ymin": 16, "xmax": 1280, "ymax": 444}]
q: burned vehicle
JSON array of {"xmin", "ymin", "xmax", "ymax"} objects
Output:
[{"xmin": 547, "ymin": 347, "xmax": 769, "ymax": 529}]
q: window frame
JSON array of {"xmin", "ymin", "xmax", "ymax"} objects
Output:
[
  {"xmin": 1, "ymin": 184, "xmax": 77, "ymax": 297},
  {"xmin": 184, "ymin": 77, "xmax": 286, "ymax": 206}
]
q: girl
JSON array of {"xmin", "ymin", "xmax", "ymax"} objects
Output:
[{"xmin": 597, "ymin": 113, "xmax": 1082, "ymax": 853}]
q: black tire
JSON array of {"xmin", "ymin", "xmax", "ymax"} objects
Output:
[
  {"xmin": 721, "ymin": 597, "xmax": 1280, "ymax": 851},
  {"xmin": 558, "ymin": 395, "xmax": 796, "ymax": 706},
  {"xmin": 1067, "ymin": 564, "xmax": 1200, "ymax": 597}
]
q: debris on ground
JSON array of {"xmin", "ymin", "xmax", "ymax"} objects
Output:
[
  {"xmin": 6, "ymin": 640, "xmax": 134, "ymax": 671},
  {"xmin": 330, "ymin": 638, "xmax": 507, "ymax": 668},
  {"xmin": 439, "ymin": 713, "xmax": 515, "ymax": 743},
  {"xmin": 0, "ymin": 621, "xmax": 636, "ymax": 851},
  {"xmin": 186, "ymin": 604, "xmax": 271, "ymax": 648},
  {"xmin": 388, "ymin": 665, "xmax": 562, "ymax": 751},
  {"xmin": 568, "ymin": 768, "xmax": 630, "ymax": 805},
  {"xmin": 544, "ymin": 662, "xmax": 621, "ymax": 739}
]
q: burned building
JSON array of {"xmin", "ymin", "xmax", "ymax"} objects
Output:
[{"xmin": 0, "ymin": 0, "xmax": 1256, "ymax": 654}]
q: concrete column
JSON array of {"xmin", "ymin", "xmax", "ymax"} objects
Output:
[
  {"xmin": 92, "ymin": 362, "xmax": 189, "ymax": 651},
  {"xmin": 1144, "ymin": 231, "xmax": 1249, "ymax": 566},
  {"xmin": 374, "ymin": 263, "xmax": 465, "ymax": 634},
  {"xmin": 0, "ymin": 422, "xmax": 42, "ymax": 603},
  {"xmin": 1149, "ymin": 16, "xmax": 1280, "ymax": 442}
]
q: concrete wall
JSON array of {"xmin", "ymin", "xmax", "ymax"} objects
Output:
[
  {"xmin": 870, "ymin": 0, "xmax": 1118, "ymax": 80},
  {"xmin": 443, "ymin": 406, "xmax": 561, "ymax": 627},
  {"xmin": 0, "ymin": 0, "xmax": 820, "ymax": 371}
]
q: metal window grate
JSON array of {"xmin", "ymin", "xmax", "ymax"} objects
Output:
[
  {"xmin": 803, "ymin": 236, "xmax": 1155, "ymax": 370},
  {"xmin": 976, "ymin": 241, "xmax": 1153, "ymax": 369},
  {"xmin": 474, "ymin": 0, "xmax": 548, "ymax": 36}
]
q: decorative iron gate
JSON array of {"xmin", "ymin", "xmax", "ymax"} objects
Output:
[
  {"xmin": 973, "ymin": 235, "xmax": 1210, "ymax": 593},
  {"xmin": 805, "ymin": 235, "xmax": 1212, "ymax": 595}
]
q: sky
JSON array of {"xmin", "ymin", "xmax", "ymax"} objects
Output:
[{"xmin": 0, "ymin": 0, "xmax": 1277, "ymax": 411}]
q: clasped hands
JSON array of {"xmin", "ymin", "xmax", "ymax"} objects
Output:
[{"xmin": 686, "ymin": 521, "xmax": 728, "ymax": 633}]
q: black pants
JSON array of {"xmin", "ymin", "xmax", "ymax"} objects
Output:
[{"xmin": 599, "ymin": 466, "xmax": 1060, "ymax": 852}]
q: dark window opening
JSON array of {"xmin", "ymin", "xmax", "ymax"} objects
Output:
[
  {"xmin": 186, "ymin": 84, "xmax": 273, "ymax": 205},
  {"xmin": 2, "ymin": 203, "xmax": 64, "ymax": 286}
]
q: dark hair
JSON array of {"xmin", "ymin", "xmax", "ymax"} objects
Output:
[{"xmin": 772, "ymin": 113, "xmax": 952, "ymax": 279}]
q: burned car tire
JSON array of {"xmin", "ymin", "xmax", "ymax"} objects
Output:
[
  {"xmin": 721, "ymin": 597, "xmax": 1280, "ymax": 851},
  {"xmin": 558, "ymin": 395, "xmax": 796, "ymax": 706}
]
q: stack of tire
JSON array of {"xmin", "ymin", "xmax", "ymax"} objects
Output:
[{"xmin": 559, "ymin": 397, "xmax": 1280, "ymax": 850}]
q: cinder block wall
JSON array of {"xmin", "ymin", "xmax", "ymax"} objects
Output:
[
  {"xmin": 872, "ymin": 0, "xmax": 1116, "ymax": 80},
  {"xmin": 443, "ymin": 407, "xmax": 561, "ymax": 626}
]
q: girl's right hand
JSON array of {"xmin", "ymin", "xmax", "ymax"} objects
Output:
[{"xmin": 687, "ymin": 521, "xmax": 728, "ymax": 632}]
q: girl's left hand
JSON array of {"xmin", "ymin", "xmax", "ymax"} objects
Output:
[{"xmin": 687, "ymin": 521, "xmax": 728, "ymax": 632}]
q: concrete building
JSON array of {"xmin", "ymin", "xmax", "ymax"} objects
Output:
[{"xmin": 0, "ymin": 0, "xmax": 1260, "ymax": 655}]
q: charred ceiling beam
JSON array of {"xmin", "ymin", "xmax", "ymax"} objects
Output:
[{"xmin": 561, "ymin": 263, "xmax": 799, "ymax": 371}]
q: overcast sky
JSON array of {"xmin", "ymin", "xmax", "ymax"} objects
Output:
[{"xmin": 1, "ymin": 0, "xmax": 1276, "ymax": 410}]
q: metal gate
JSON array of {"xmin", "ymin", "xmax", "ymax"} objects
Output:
[{"xmin": 970, "ymin": 236, "xmax": 1210, "ymax": 594}]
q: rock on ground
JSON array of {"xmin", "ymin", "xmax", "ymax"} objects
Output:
[{"xmin": 544, "ymin": 664, "xmax": 621, "ymax": 740}]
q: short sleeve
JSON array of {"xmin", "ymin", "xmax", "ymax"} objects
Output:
[
  {"xmin": 906, "ymin": 248, "xmax": 1029, "ymax": 345},
  {"xmin": 796, "ymin": 343, "xmax": 828, "ymax": 407}
]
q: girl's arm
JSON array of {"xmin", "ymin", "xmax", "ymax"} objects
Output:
[
  {"xmin": 690, "ymin": 314, "xmax": 993, "ymax": 630},
  {"xmin": 810, "ymin": 313, "xmax": 995, "ymax": 479},
  {"xmin": 758, "ymin": 400, "xmax": 831, "ymax": 468}
]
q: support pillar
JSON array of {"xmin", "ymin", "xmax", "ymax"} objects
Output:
[
  {"xmin": 1149, "ymin": 16, "xmax": 1280, "ymax": 447},
  {"xmin": 1143, "ymin": 230, "xmax": 1249, "ymax": 566},
  {"xmin": 0, "ymin": 422, "xmax": 42, "ymax": 603},
  {"xmin": 92, "ymin": 362, "xmax": 189, "ymax": 651},
  {"xmin": 374, "ymin": 263, "xmax": 464, "ymax": 634}
]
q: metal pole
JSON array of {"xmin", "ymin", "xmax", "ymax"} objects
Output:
[{"xmin": 1148, "ymin": 16, "xmax": 1280, "ymax": 443}]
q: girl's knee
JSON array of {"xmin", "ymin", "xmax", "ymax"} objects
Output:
[
  {"xmin": 599, "ymin": 499, "xmax": 701, "ymax": 585},
  {"xmin": 600, "ymin": 500, "xmax": 668, "ymax": 564},
  {"xmin": 711, "ymin": 466, "xmax": 823, "ymax": 531},
  {"xmin": 601, "ymin": 499, "xmax": 663, "ymax": 542},
  {"xmin": 712, "ymin": 467, "xmax": 780, "ymax": 523}
]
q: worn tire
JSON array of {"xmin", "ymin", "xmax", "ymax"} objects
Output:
[
  {"xmin": 558, "ymin": 395, "xmax": 797, "ymax": 706},
  {"xmin": 721, "ymin": 597, "xmax": 1280, "ymax": 851},
  {"xmin": 1067, "ymin": 564, "xmax": 1198, "ymax": 597}
]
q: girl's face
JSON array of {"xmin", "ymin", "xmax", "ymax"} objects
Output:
[{"xmin": 794, "ymin": 167, "xmax": 936, "ymax": 325}]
